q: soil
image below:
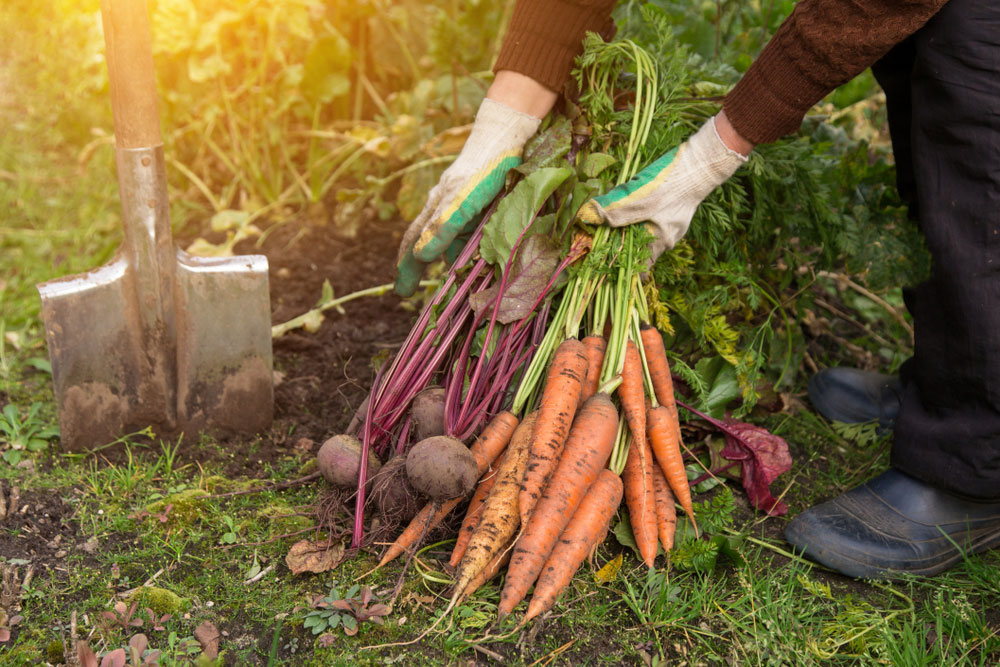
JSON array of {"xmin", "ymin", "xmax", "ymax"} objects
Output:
[{"xmin": 176, "ymin": 216, "xmax": 416, "ymax": 478}]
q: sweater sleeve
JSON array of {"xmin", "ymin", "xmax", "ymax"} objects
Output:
[
  {"xmin": 493, "ymin": 0, "xmax": 618, "ymax": 93},
  {"xmin": 723, "ymin": 0, "xmax": 948, "ymax": 145}
]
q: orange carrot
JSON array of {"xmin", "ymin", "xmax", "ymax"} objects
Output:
[
  {"xmin": 519, "ymin": 338, "xmax": 588, "ymax": 524},
  {"xmin": 455, "ymin": 538, "xmax": 513, "ymax": 605},
  {"xmin": 374, "ymin": 499, "xmax": 462, "ymax": 570},
  {"xmin": 469, "ymin": 411, "xmax": 520, "ymax": 473},
  {"xmin": 640, "ymin": 323, "xmax": 676, "ymax": 411},
  {"xmin": 450, "ymin": 449, "xmax": 506, "ymax": 568},
  {"xmin": 452, "ymin": 412, "xmax": 537, "ymax": 595},
  {"xmin": 375, "ymin": 411, "xmax": 518, "ymax": 569},
  {"xmin": 651, "ymin": 461, "xmax": 677, "ymax": 552},
  {"xmin": 622, "ymin": 430, "xmax": 657, "ymax": 567},
  {"xmin": 618, "ymin": 339, "xmax": 647, "ymax": 452},
  {"xmin": 579, "ymin": 335, "xmax": 607, "ymax": 404},
  {"xmin": 523, "ymin": 469, "xmax": 622, "ymax": 623},
  {"xmin": 647, "ymin": 404, "xmax": 698, "ymax": 537},
  {"xmin": 500, "ymin": 393, "xmax": 619, "ymax": 618}
]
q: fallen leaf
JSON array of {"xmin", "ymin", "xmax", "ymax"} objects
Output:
[
  {"xmin": 285, "ymin": 540, "xmax": 345, "ymax": 575},
  {"xmin": 593, "ymin": 553, "xmax": 623, "ymax": 584},
  {"xmin": 194, "ymin": 620, "xmax": 220, "ymax": 659},
  {"xmin": 720, "ymin": 421, "xmax": 793, "ymax": 515},
  {"xmin": 293, "ymin": 438, "xmax": 316, "ymax": 454},
  {"xmin": 77, "ymin": 641, "xmax": 98, "ymax": 667}
]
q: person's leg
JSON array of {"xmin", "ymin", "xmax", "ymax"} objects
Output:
[
  {"xmin": 805, "ymin": 40, "xmax": 916, "ymax": 431},
  {"xmin": 889, "ymin": 0, "xmax": 1000, "ymax": 500},
  {"xmin": 786, "ymin": 0, "xmax": 1000, "ymax": 578}
]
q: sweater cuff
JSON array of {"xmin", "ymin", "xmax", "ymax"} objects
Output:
[{"xmin": 494, "ymin": 0, "xmax": 616, "ymax": 92}]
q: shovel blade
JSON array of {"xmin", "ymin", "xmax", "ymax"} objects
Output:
[
  {"xmin": 37, "ymin": 255, "xmax": 176, "ymax": 451},
  {"xmin": 174, "ymin": 250, "xmax": 273, "ymax": 435}
]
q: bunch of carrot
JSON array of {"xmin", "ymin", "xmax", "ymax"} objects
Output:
[
  {"xmin": 371, "ymin": 238, "xmax": 700, "ymax": 622},
  {"xmin": 364, "ymin": 35, "xmax": 720, "ymax": 630}
]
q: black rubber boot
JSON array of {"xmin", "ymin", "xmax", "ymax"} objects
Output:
[
  {"xmin": 785, "ymin": 469, "xmax": 1000, "ymax": 579},
  {"xmin": 807, "ymin": 368, "xmax": 903, "ymax": 429}
]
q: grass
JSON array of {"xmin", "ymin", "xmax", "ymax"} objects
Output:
[{"xmin": 2, "ymin": 5, "xmax": 999, "ymax": 667}]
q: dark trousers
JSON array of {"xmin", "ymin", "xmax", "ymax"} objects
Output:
[{"xmin": 872, "ymin": 0, "xmax": 1000, "ymax": 500}]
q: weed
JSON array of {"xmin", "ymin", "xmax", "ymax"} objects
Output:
[
  {"xmin": 0, "ymin": 403, "xmax": 59, "ymax": 466},
  {"xmin": 303, "ymin": 583, "xmax": 390, "ymax": 637}
]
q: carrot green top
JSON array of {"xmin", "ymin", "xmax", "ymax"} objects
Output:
[{"xmin": 493, "ymin": 0, "xmax": 948, "ymax": 145}]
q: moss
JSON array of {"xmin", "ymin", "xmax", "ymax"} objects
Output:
[
  {"xmin": 144, "ymin": 488, "xmax": 210, "ymax": 529},
  {"xmin": 46, "ymin": 639, "xmax": 65, "ymax": 664},
  {"xmin": 127, "ymin": 586, "xmax": 188, "ymax": 615},
  {"xmin": 200, "ymin": 475, "xmax": 258, "ymax": 494},
  {"xmin": 297, "ymin": 458, "xmax": 319, "ymax": 476},
  {"xmin": 258, "ymin": 502, "xmax": 313, "ymax": 536}
]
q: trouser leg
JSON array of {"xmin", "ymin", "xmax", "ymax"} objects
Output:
[{"xmin": 887, "ymin": 0, "xmax": 1000, "ymax": 500}]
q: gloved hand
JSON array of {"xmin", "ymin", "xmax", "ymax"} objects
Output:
[
  {"xmin": 576, "ymin": 115, "xmax": 748, "ymax": 262},
  {"xmin": 395, "ymin": 98, "xmax": 542, "ymax": 296}
]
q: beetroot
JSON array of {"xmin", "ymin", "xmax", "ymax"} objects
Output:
[
  {"xmin": 405, "ymin": 435, "xmax": 478, "ymax": 501},
  {"xmin": 411, "ymin": 386, "xmax": 447, "ymax": 442},
  {"xmin": 369, "ymin": 456, "xmax": 421, "ymax": 523},
  {"xmin": 317, "ymin": 434, "xmax": 380, "ymax": 488}
]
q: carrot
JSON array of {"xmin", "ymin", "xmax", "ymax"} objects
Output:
[
  {"xmin": 622, "ymin": 430, "xmax": 657, "ymax": 567},
  {"xmin": 455, "ymin": 538, "xmax": 513, "ymax": 605},
  {"xmin": 647, "ymin": 404, "xmax": 698, "ymax": 537},
  {"xmin": 500, "ymin": 393, "xmax": 619, "ymax": 618},
  {"xmin": 452, "ymin": 412, "xmax": 537, "ymax": 596},
  {"xmin": 640, "ymin": 323, "xmax": 676, "ymax": 411},
  {"xmin": 651, "ymin": 461, "xmax": 677, "ymax": 552},
  {"xmin": 374, "ymin": 411, "xmax": 518, "ymax": 570},
  {"xmin": 618, "ymin": 339, "xmax": 647, "ymax": 452},
  {"xmin": 579, "ymin": 335, "xmax": 607, "ymax": 404},
  {"xmin": 523, "ymin": 469, "xmax": 622, "ymax": 623},
  {"xmin": 519, "ymin": 338, "xmax": 588, "ymax": 524},
  {"xmin": 469, "ymin": 411, "xmax": 520, "ymax": 473},
  {"xmin": 450, "ymin": 449, "xmax": 506, "ymax": 568}
]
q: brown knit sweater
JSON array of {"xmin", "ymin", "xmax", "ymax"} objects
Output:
[{"xmin": 494, "ymin": 0, "xmax": 948, "ymax": 144}]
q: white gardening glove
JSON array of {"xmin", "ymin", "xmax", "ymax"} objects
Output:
[
  {"xmin": 395, "ymin": 98, "xmax": 541, "ymax": 296},
  {"xmin": 576, "ymin": 115, "xmax": 748, "ymax": 260}
]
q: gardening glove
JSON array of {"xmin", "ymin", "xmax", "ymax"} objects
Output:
[
  {"xmin": 395, "ymin": 98, "xmax": 541, "ymax": 296},
  {"xmin": 576, "ymin": 115, "xmax": 748, "ymax": 262}
]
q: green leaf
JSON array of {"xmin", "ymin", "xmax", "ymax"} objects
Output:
[
  {"xmin": 25, "ymin": 357, "xmax": 50, "ymax": 374},
  {"xmin": 302, "ymin": 33, "xmax": 353, "ymax": 103},
  {"xmin": 613, "ymin": 514, "xmax": 639, "ymax": 554},
  {"xmin": 578, "ymin": 152, "xmax": 617, "ymax": 179},
  {"xmin": 515, "ymin": 116, "xmax": 572, "ymax": 176},
  {"xmin": 26, "ymin": 438, "xmax": 47, "ymax": 452},
  {"xmin": 695, "ymin": 357, "xmax": 742, "ymax": 418},
  {"xmin": 479, "ymin": 167, "xmax": 572, "ymax": 266}
]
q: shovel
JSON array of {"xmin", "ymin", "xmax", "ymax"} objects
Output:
[{"xmin": 36, "ymin": 0, "xmax": 273, "ymax": 451}]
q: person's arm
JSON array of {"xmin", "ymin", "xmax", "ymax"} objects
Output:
[
  {"xmin": 493, "ymin": 0, "xmax": 618, "ymax": 93},
  {"xmin": 724, "ymin": 0, "xmax": 948, "ymax": 144},
  {"xmin": 394, "ymin": 0, "xmax": 617, "ymax": 296},
  {"xmin": 487, "ymin": 70, "xmax": 559, "ymax": 119}
]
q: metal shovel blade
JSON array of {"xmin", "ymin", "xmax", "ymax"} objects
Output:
[{"xmin": 36, "ymin": 0, "xmax": 272, "ymax": 451}]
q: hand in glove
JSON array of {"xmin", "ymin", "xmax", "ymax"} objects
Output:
[
  {"xmin": 394, "ymin": 98, "xmax": 541, "ymax": 296},
  {"xmin": 576, "ymin": 115, "xmax": 749, "ymax": 262}
]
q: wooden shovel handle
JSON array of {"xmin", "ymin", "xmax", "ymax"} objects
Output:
[{"xmin": 100, "ymin": 0, "xmax": 162, "ymax": 149}]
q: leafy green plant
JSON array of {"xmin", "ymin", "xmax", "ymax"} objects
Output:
[
  {"xmin": 0, "ymin": 403, "xmax": 59, "ymax": 466},
  {"xmin": 303, "ymin": 583, "xmax": 389, "ymax": 637},
  {"xmin": 219, "ymin": 516, "xmax": 238, "ymax": 545}
]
